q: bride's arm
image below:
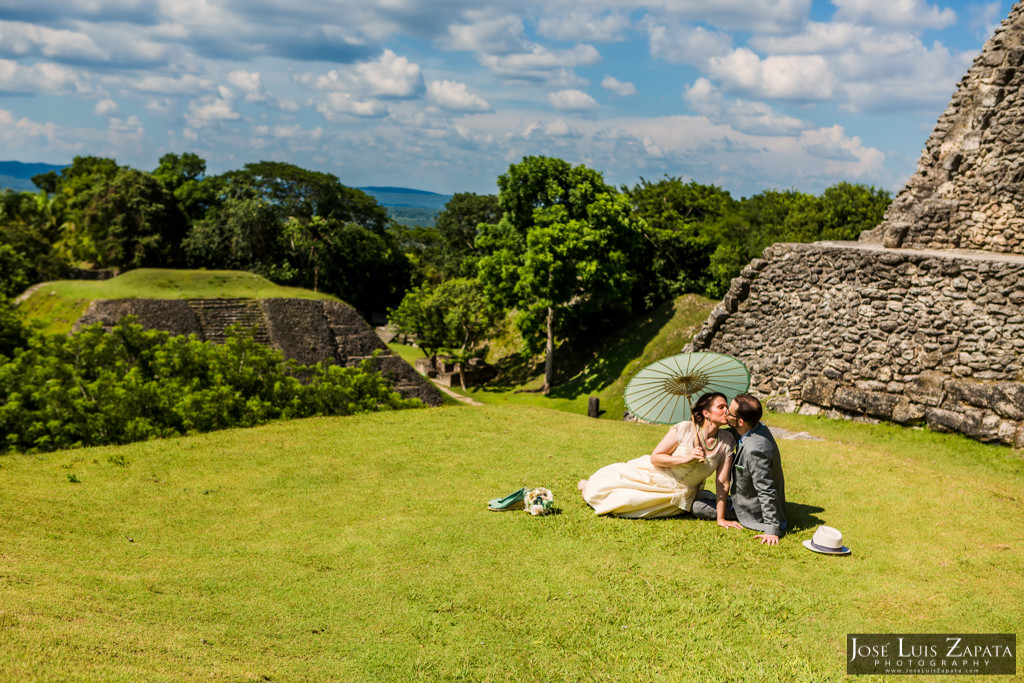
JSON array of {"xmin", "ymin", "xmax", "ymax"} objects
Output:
[{"xmin": 650, "ymin": 425, "xmax": 705, "ymax": 467}]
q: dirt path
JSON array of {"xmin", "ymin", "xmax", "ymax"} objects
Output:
[
  {"xmin": 13, "ymin": 282, "xmax": 49, "ymax": 305},
  {"xmin": 431, "ymin": 381, "xmax": 484, "ymax": 406}
]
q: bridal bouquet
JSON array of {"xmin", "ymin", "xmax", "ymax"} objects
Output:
[{"xmin": 524, "ymin": 487, "xmax": 554, "ymax": 515}]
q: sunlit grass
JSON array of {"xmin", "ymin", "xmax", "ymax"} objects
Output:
[{"xmin": 1, "ymin": 405, "xmax": 1020, "ymax": 680}]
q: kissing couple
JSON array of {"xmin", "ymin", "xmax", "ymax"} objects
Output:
[{"xmin": 578, "ymin": 392, "xmax": 787, "ymax": 545}]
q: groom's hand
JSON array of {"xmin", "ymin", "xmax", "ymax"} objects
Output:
[{"xmin": 754, "ymin": 533, "xmax": 779, "ymax": 545}]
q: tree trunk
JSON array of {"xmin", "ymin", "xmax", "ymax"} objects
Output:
[{"xmin": 542, "ymin": 306, "xmax": 554, "ymax": 395}]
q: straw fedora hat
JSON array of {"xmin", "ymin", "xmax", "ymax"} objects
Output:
[{"xmin": 802, "ymin": 526, "xmax": 851, "ymax": 554}]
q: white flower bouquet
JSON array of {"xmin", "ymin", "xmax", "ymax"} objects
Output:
[{"xmin": 524, "ymin": 487, "xmax": 554, "ymax": 515}]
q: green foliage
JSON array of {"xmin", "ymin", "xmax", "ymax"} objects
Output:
[
  {"xmin": 434, "ymin": 192, "xmax": 500, "ymax": 279},
  {"xmin": 0, "ymin": 294, "xmax": 29, "ymax": 358},
  {"xmin": 390, "ymin": 278, "xmax": 498, "ymax": 369},
  {"xmin": 186, "ymin": 161, "xmax": 410, "ymax": 313},
  {"xmin": 0, "ymin": 188, "xmax": 72, "ymax": 282},
  {"xmin": 0, "ymin": 242, "xmax": 32, "ymax": 298},
  {"xmin": 29, "ymin": 156, "xmax": 189, "ymax": 270},
  {"xmin": 0, "ymin": 318, "xmax": 421, "ymax": 453},
  {"xmin": 152, "ymin": 152, "xmax": 218, "ymax": 221},
  {"xmin": 477, "ymin": 157, "xmax": 640, "ymax": 390},
  {"xmin": 626, "ymin": 177, "xmax": 737, "ymax": 307},
  {"xmin": 706, "ymin": 183, "xmax": 890, "ymax": 297},
  {"xmin": 221, "ymin": 161, "xmax": 389, "ymax": 233}
]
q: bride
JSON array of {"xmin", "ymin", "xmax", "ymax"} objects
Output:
[{"xmin": 578, "ymin": 392, "xmax": 736, "ymax": 518}]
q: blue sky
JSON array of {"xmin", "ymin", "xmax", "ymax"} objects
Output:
[{"xmin": 0, "ymin": 0, "xmax": 1016, "ymax": 197}]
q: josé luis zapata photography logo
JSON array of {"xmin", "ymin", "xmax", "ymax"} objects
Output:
[{"xmin": 847, "ymin": 634, "xmax": 1016, "ymax": 675}]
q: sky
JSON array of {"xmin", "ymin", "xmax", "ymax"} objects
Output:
[{"xmin": 0, "ymin": 0, "xmax": 1017, "ymax": 198}]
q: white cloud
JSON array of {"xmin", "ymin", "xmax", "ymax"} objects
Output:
[
  {"xmin": 832, "ymin": 0, "xmax": 956, "ymax": 30},
  {"xmin": 93, "ymin": 98, "xmax": 120, "ymax": 116},
  {"xmin": 0, "ymin": 108, "xmax": 57, "ymax": 145},
  {"xmin": 798, "ymin": 125, "xmax": 884, "ymax": 174},
  {"xmin": 547, "ymin": 89, "xmax": 598, "ymax": 111},
  {"xmin": 227, "ymin": 70, "xmax": 262, "ymax": 96},
  {"xmin": 107, "ymin": 114, "xmax": 143, "ymax": 134},
  {"xmin": 427, "ymin": 80, "xmax": 492, "ymax": 112},
  {"xmin": 708, "ymin": 48, "xmax": 836, "ymax": 101},
  {"xmin": 317, "ymin": 92, "xmax": 389, "ymax": 119},
  {"xmin": 106, "ymin": 73, "xmax": 214, "ymax": 95},
  {"xmin": 185, "ymin": 95, "xmax": 241, "ymax": 128},
  {"xmin": 251, "ymin": 123, "xmax": 323, "ymax": 140},
  {"xmin": 684, "ymin": 78, "xmax": 807, "ymax": 135},
  {"xmin": 521, "ymin": 117, "xmax": 583, "ymax": 139},
  {"xmin": 601, "ymin": 75, "xmax": 636, "ymax": 96},
  {"xmin": 537, "ymin": 10, "xmax": 629, "ymax": 42},
  {"xmin": 748, "ymin": 21, "xmax": 873, "ymax": 54},
  {"xmin": 445, "ymin": 14, "xmax": 527, "ymax": 54},
  {"xmin": 639, "ymin": 0, "xmax": 812, "ymax": 33},
  {"xmin": 479, "ymin": 44, "xmax": 601, "ymax": 82},
  {"xmin": 297, "ymin": 49, "xmax": 423, "ymax": 98},
  {"xmin": 0, "ymin": 21, "xmax": 107, "ymax": 61},
  {"xmin": 0, "ymin": 59, "xmax": 93, "ymax": 95},
  {"xmin": 646, "ymin": 22, "xmax": 732, "ymax": 65}
]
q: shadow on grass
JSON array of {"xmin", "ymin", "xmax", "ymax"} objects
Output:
[
  {"xmin": 482, "ymin": 301, "xmax": 677, "ymax": 396},
  {"xmin": 548, "ymin": 303, "xmax": 675, "ymax": 399},
  {"xmin": 784, "ymin": 501, "xmax": 826, "ymax": 533}
]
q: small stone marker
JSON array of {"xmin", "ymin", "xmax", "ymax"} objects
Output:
[{"xmin": 588, "ymin": 396, "xmax": 600, "ymax": 418}]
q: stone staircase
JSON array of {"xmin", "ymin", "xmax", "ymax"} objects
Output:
[{"xmin": 186, "ymin": 299, "xmax": 271, "ymax": 344}]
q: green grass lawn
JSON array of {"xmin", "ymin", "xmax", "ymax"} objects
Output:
[
  {"xmin": 1, "ymin": 405, "xmax": 1020, "ymax": 681},
  {"xmin": 18, "ymin": 269, "xmax": 337, "ymax": 334}
]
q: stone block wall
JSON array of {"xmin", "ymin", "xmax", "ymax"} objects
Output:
[{"xmin": 688, "ymin": 242, "xmax": 1024, "ymax": 447}]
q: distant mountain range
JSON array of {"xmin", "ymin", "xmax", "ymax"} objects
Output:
[{"xmin": 0, "ymin": 161, "xmax": 66, "ymax": 192}]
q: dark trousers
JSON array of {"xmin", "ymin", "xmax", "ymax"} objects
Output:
[{"xmin": 688, "ymin": 490, "xmax": 737, "ymax": 521}]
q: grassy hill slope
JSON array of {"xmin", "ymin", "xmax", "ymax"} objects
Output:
[
  {"xmin": 391, "ymin": 294, "xmax": 717, "ymax": 420},
  {"xmin": 17, "ymin": 269, "xmax": 338, "ymax": 334},
  {"xmin": 0, "ymin": 405, "xmax": 1020, "ymax": 680}
]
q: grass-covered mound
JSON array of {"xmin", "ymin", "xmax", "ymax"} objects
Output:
[
  {"xmin": 1, "ymin": 405, "xmax": 1020, "ymax": 680},
  {"xmin": 390, "ymin": 294, "xmax": 717, "ymax": 420},
  {"xmin": 18, "ymin": 269, "xmax": 337, "ymax": 334}
]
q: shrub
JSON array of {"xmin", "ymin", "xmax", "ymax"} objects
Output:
[{"xmin": 0, "ymin": 318, "xmax": 421, "ymax": 453}]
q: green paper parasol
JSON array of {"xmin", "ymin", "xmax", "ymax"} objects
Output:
[{"xmin": 623, "ymin": 352, "xmax": 751, "ymax": 424}]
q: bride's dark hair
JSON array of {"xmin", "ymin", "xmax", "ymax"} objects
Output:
[{"xmin": 691, "ymin": 392, "xmax": 726, "ymax": 426}]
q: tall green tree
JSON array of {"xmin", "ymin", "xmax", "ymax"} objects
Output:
[
  {"xmin": 477, "ymin": 157, "xmax": 639, "ymax": 393},
  {"xmin": 625, "ymin": 177, "xmax": 736, "ymax": 307},
  {"xmin": 434, "ymin": 192, "xmax": 500, "ymax": 278},
  {"xmin": 389, "ymin": 277, "xmax": 497, "ymax": 386}
]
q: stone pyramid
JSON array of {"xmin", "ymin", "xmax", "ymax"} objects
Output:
[
  {"xmin": 862, "ymin": 1, "xmax": 1024, "ymax": 254},
  {"xmin": 687, "ymin": 2, "xmax": 1024, "ymax": 447}
]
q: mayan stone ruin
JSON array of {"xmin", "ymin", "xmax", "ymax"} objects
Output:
[
  {"xmin": 687, "ymin": 2, "xmax": 1024, "ymax": 448},
  {"xmin": 74, "ymin": 298, "xmax": 444, "ymax": 407}
]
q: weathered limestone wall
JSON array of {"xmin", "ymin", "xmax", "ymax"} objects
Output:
[
  {"xmin": 862, "ymin": 3, "xmax": 1024, "ymax": 254},
  {"xmin": 75, "ymin": 298, "xmax": 443, "ymax": 407},
  {"xmin": 688, "ymin": 242, "xmax": 1024, "ymax": 447}
]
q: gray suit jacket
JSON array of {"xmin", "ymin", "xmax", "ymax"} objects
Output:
[{"xmin": 729, "ymin": 423, "xmax": 787, "ymax": 536}]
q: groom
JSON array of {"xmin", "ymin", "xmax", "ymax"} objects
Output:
[{"xmin": 691, "ymin": 393, "xmax": 787, "ymax": 545}]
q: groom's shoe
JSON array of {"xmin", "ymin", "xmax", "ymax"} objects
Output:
[{"xmin": 487, "ymin": 487, "xmax": 528, "ymax": 511}]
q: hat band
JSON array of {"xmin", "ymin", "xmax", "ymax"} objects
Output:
[{"xmin": 810, "ymin": 540, "xmax": 842, "ymax": 552}]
